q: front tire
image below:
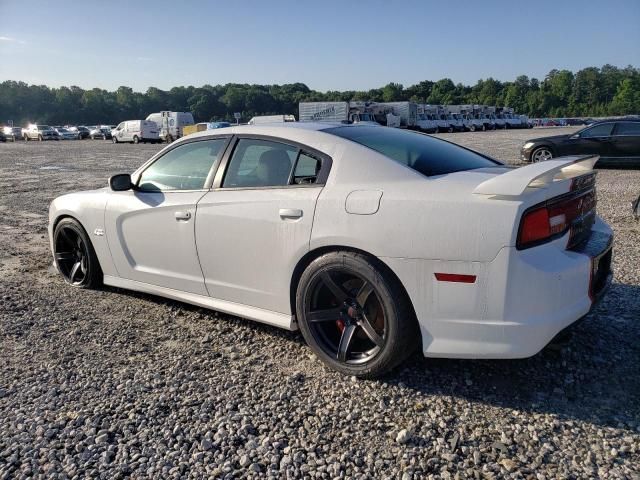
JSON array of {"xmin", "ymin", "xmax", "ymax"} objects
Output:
[
  {"xmin": 296, "ymin": 251, "xmax": 419, "ymax": 378},
  {"xmin": 447, "ymin": 126, "xmax": 454, "ymax": 133},
  {"xmin": 531, "ymin": 146, "xmax": 553, "ymax": 163},
  {"xmin": 38, "ymin": 135, "xmax": 43, "ymax": 141},
  {"xmin": 112, "ymin": 136, "xmax": 118, "ymax": 143},
  {"xmin": 53, "ymin": 218, "xmax": 102, "ymax": 289}
]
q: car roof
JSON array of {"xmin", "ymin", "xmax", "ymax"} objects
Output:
[
  {"xmin": 180, "ymin": 121, "xmax": 364, "ymax": 145},
  {"xmin": 591, "ymin": 117, "xmax": 640, "ymax": 124}
]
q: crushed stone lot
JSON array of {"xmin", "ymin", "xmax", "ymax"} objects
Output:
[{"xmin": 0, "ymin": 128, "xmax": 639, "ymax": 479}]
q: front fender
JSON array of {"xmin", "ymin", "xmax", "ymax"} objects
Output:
[{"xmin": 48, "ymin": 188, "xmax": 117, "ymax": 276}]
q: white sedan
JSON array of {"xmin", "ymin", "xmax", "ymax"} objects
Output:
[{"xmin": 48, "ymin": 123, "xmax": 613, "ymax": 377}]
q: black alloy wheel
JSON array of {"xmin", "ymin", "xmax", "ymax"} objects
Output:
[
  {"xmin": 296, "ymin": 251, "xmax": 419, "ymax": 377},
  {"xmin": 53, "ymin": 218, "xmax": 102, "ymax": 288},
  {"xmin": 305, "ymin": 268, "xmax": 386, "ymax": 364}
]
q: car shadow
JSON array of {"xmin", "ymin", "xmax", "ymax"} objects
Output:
[
  {"xmin": 103, "ymin": 282, "xmax": 639, "ymax": 431},
  {"xmin": 387, "ymin": 281, "xmax": 640, "ymax": 431}
]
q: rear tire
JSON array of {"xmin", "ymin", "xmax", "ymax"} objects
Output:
[
  {"xmin": 38, "ymin": 135, "xmax": 43, "ymax": 141},
  {"xmin": 296, "ymin": 251, "xmax": 419, "ymax": 378},
  {"xmin": 447, "ymin": 126, "xmax": 454, "ymax": 133},
  {"xmin": 133, "ymin": 135, "xmax": 139, "ymax": 144},
  {"xmin": 469, "ymin": 124, "xmax": 476, "ymax": 132}
]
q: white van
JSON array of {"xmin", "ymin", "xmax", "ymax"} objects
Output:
[
  {"xmin": 146, "ymin": 111, "xmax": 195, "ymax": 142},
  {"xmin": 112, "ymin": 120, "xmax": 160, "ymax": 144}
]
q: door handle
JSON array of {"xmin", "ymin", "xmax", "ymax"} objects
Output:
[
  {"xmin": 175, "ymin": 211, "xmax": 191, "ymax": 221},
  {"xmin": 279, "ymin": 208, "xmax": 303, "ymax": 219}
]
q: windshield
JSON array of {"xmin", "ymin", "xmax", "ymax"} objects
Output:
[
  {"xmin": 57, "ymin": 128, "xmax": 68, "ymax": 133},
  {"xmin": 38, "ymin": 125, "xmax": 51, "ymax": 130},
  {"xmin": 325, "ymin": 126, "xmax": 500, "ymax": 177}
]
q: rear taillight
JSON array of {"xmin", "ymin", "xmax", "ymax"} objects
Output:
[
  {"xmin": 517, "ymin": 186, "xmax": 596, "ymax": 250},
  {"xmin": 519, "ymin": 207, "xmax": 551, "ymax": 246}
]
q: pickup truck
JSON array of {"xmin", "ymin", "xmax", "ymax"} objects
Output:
[{"xmin": 23, "ymin": 124, "xmax": 58, "ymax": 141}]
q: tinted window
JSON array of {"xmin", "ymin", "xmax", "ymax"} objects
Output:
[
  {"xmin": 581, "ymin": 123, "xmax": 614, "ymax": 138},
  {"xmin": 325, "ymin": 126, "xmax": 499, "ymax": 177},
  {"xmin": 615, "ymin": 122, "xmax": 640, "ymax": 136},
  {"xmin": 222, "ymin": 139, "xmax": 297, "ymax": 188},
  {"xmin": 138, "ymin": 139, "xmax": 226, "ymax": 191},
  {"xmin": 293, "ymin": 152, "xmax": 321, "ymax": 184}
]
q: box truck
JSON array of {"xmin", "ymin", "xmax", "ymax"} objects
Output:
[
  {"xmin": 299, "ymin": 102, "xmax": 379, "ymax": 124},
  {"xmin": 416, "ymin": 105, "xmax": 438, "ymax": 133},
  {"xmin": 498, "ymin": 107, "xmax": 522, "ymax": 129},
  {"xmin": 377, "ymin": 102, "xmax": 419, "ymax": 129},
  {"xmin": 448, "ymin": 105, "xmax": 487, "ymax": 132},
  {"xmin": 145, "ymin": 111, "xmax": 195, "ymax": 142}
]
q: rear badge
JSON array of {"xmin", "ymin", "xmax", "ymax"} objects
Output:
[{"xmin": 94, "ymin": 228, "xmax": 105, "ymax": 236}]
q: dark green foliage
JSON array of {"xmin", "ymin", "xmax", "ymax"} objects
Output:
[{"xmin": 0, "ymin": 65, "xmax": 638, "ymax": 126}]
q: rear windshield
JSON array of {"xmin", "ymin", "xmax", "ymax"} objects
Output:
[{"xmin": 324, "ymin": 126, "xmax": 500, "ymax": 176}]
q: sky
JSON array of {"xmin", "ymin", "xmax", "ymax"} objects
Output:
[{"xmin": 1, "ymin": 0, "xmax": 639, "ymax": 92}]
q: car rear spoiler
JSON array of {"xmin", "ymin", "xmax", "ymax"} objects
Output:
[{"xmin": 473, "ymin": 155, "xmax": 598, "ymax": 196}]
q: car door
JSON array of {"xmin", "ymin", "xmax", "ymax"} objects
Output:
[
  {"xmin": 114, "ymin": 122, "xmax": 125, "ymax": 141},
  {"xmin": 195, "ymin": 136, "xmax": 330, "ymax": 314},
  {"xmin": 105, "ymin": 137, "xmax": 230, "ymax": 295},
  {"xmin": 569, "ymin": 122, "xmax": 615, "ymax": 158},
  {"xmin": 610, "ymin": 122, "xmax": 640, "ymax": 162}
]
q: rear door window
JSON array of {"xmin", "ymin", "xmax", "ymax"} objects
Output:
[
  {"xmin": 614, "ymin": 122, "xmax": 640, "ymax": 136},
  {"xmin": 222, "ymin": 139, "xmax": 297, "ymax": 188}
]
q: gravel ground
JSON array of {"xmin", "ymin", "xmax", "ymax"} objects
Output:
[{"xmin": 1, "ymin": 128, "xmax": 639, "ymax": 479}]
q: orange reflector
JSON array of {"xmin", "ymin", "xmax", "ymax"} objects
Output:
[{"xmin": 434, "ymin": 273, "xmax": 477, "ymax": 283}]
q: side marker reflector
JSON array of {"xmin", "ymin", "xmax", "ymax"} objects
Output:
[{"xmin": 434, "ymin": 273, "xmax": 477, "ymax": 283}]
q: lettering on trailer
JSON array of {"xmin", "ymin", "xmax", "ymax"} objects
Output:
[{"xmin": 311, "ymin": 106, "xmax": 336, "ymax": 121}]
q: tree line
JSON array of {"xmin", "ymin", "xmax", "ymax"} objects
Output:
[{"xmin": 1, "ymin": 64, "xmax": 638, "ymax": 126}]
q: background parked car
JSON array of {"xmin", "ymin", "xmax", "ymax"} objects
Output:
[
  {"xmin": 521, "ymin": 119, "xmax": 640, "ymax": 165},
  {"xmin": 68, "ymin": 126, "xmax": 90, "ymax": 139},
  {"xmin": 23, "ymin": 124, "xmax": 58, "ymax": 141},
  {"xmin": 55, "ymin": 127, "xmax": 79, "ymax": 140},
  {"xmin": 0, "ymin": 130, "xmax": 5, "ymax": 142},
  {"xmin": 2, "ymin": 126, "xmax": 22, "ymax": 141},
  {"xmin": 89, "ymin": 127, "xmax": 112, "ymax": 140}
]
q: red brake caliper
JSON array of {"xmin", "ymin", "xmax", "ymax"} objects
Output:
[{"xmin": 335, "ymin": 319, "xmax": 345, "ymax": 333}]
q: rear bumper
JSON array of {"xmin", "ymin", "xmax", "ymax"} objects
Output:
[{"xmin": 384, "ymin": 217, "xmax": 613, "ymax": 359}]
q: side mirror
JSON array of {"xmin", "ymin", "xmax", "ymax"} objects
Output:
[
  {"xmin": 633, "ymin": 194, "xmax": 640, "ymax": 220},
  {"xmin": 109, "ymin": 173, "xmax": 133, "ymax": 191}
]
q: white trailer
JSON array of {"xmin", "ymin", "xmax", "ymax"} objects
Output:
[
  {"xmin": 145, "ymin": 111, "xmax": 195, "ymax": 142},
  {"xmin": 299, "ymin": 102, "xmax": 378, "ymax": 124},
  {"xmin": 248, "ymin": 114, "xmax": 296, "ymax": 124}
]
